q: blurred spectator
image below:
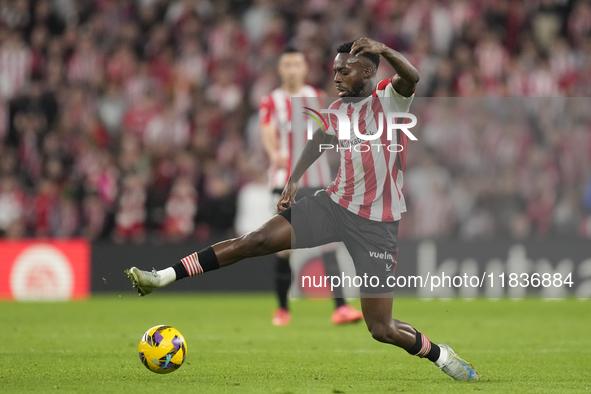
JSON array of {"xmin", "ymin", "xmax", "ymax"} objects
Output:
[
  {"xmin": 0, "ymin": 30, "xmax": 31, "ymax": 100},
  {"xmin": 143, "ymin": 101, "xmax": 190, "ymax": 149},
  {"xmin": 206, "ymin": 65, "xmax": 243, "ymax": 113},
  {"xmin": 113, "ymin": 173, "xmax": 147, "ymax": 243},
  {"xmin": 0, "ymin": 175, "xmax": 25, "ymax": 238},
  {"xmin": 195, "ymin": 162, "xmax": 237, "ymax": 239},
  {"xmin": 51, "ymin": 193, "xmax": 79, "ymax": 238},
  {"xmin": 234, "ymin": 160, "xmax": 271, "ymax": 236},
  {"xmin": 553, "ymin": 188, "xmax": 582, "ymax": 236},
  {"xmin": 98, "ymin": 82, "xmax": 127, "ymax": 138},
  {"xmin": 162, "ymin": 176, "xmax": 198, "ymax": 241},
  {"xmin": 81, "ymin": 192, "xmax": 107, "ymax": 241},
  {"xmin": 67, "ymin": 33, "xmax": 103, "ymax": 85},
  {"xmin": 31, "ymin": 178, "xmax": 59, "ymax": 237},
  {"xmin": 175, "ymin": 37, "xmax": 206, "ymax": 90},
  {"xmin": 412, "ymin": 181, "xmax": 456, "ymax": 239},
  {"xmin": 121, "ymin": 88, "xmax": 159, "ymax": 139}
]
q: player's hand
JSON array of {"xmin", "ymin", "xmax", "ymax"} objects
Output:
[
  {"xmin": 277, "ymin": 178, "xmax": 299, "ymax": 212},
  {"xmin": 270, "ymin": 152, "xmax": 288, "ymax": 169},
  {"xmin": 350, "ymin": 37, "xmax": 386, "ymax": 57}
]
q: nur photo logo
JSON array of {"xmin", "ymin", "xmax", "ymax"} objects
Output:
[
  {"xmin": 302, "ymin": 106, "xmax": 328, "ymax": 132},
  {"xmin": 303, "ymin": 103, "xmax": 418, "ymax": 153}
]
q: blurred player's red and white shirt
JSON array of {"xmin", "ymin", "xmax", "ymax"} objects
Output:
[
  {"xmin": 259, "ymin": 85, "xmax": 331, "ymax": 190},
  {"xmin": 325, "ymin": 78, "xmax": 414, "ymax": 222}
]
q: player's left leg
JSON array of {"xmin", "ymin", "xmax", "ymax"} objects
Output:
[
  {"xmin": 360, "ymin": 295, "xmax": 479, "ymax": 381},
  {"xmin": 126, "ymin": 214, "xmax": 293, "ymax": 296},
  {"xmin": 359, "ymin": 294, "xmax": 415, "ymax": 348},
  {"xmin": 127, "ymin": 192, "xmax": 342, "ymax": 297}
]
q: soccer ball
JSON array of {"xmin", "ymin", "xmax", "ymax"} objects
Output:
[{"xmin": 138, "ymin": 325, "xmax": 187, "ymax": 374}]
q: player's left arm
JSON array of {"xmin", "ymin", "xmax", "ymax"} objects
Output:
[
  {"xmin": 350, "ymin": 37, "xmax": 419, "ymax": 97},
  {"xmin": 277, "ymin": 128, "xmax": 334, "ymax": 211}
]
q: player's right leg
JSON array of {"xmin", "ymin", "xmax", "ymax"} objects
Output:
[
  {"xmin": 339, "ymin": 206, "xmax": 479, "ymax": 381},
  {"xmin": 126, "ymin": 214, "xmax": 293, "ymax": 296},
  {"xmin": 360, "ymin": 295, "xmax": 479, "ymax": 381}
]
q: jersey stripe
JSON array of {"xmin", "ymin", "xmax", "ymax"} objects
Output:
[
  {"xmin": 358, "ymin": 103, "xmax": 377, "ymax": 219},
  {"xmin": 326, "ymin": 78, "xmax": 414, "ymax": 222},
  {"xmin": 301, "ymin": 96, "xmax": 309, "ymax": 186}
]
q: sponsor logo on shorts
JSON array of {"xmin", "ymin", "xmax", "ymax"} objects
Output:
[{"xmin": 369, "ymin": 251, "xmax": 395, "ymax": 262}]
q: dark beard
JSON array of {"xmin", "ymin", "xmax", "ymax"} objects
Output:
[{"xmin": 341, "ymin": 78, "xmax": 367, "ymax": 102}]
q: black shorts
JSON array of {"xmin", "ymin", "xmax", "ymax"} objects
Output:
[{"xmin": 279, "ymin": 191, "xmax": 399, "ymax": 294}]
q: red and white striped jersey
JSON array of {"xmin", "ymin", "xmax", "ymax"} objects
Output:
[
  {"xmin": 259, "ymin": 85, "xmax": 331, "ymax": 190},
  {"xmin": 325, "ymin": 78, "xmax": 414, "ymax": 222}
]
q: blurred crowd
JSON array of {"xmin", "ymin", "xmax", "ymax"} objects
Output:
[
  {"xmin": 0, "ymin": 0, "xmax": 590, "ymax": 242},
  {"xmin": 405, "ymin": 98, "xmax": 591, "ymax": 240}
]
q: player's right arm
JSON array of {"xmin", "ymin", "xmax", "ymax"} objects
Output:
[
  {"xmin": 261, "ymin": 122, "xmax": 287, "ymax": 169},
  {"xmin": 259, "ymin": 95, "xmax": 288, "ymax": 169},
  {"xmin": 349, "ymin": 37, "xmax": 419, "ymax": 97},
  {"xmin": 277, "ymin": 127, "xmax": 334, "ymax": 211}
]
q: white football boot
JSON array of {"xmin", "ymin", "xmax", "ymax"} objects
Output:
[
  {"xmin": 436, "ymin": 344, "xmax": 480, "ymax": 381},
  {"xmin": 126, "ymin": 267, "xmax": 161, "ymax": 296}
]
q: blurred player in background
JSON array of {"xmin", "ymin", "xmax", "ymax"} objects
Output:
[
  {"xmin": 258, "ymin": 46, "xmax": 363, "ymax": 326},
  {"xmin": 128, "ymin": 37, "xmax": 479, "ymax": 381}
]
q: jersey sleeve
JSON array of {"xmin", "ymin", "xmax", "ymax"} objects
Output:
[
  {"xmin": 259, "ymin": 95, "xmax": 275, "ymax": 127},
  {"xmin": 374, "ymin": 77, "xmax": 414, "ymax": 113}
]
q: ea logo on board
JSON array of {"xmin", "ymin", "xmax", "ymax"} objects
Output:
[{"xmin": 9, "ymin": 245, "xmax": 74, "ymax": 301}]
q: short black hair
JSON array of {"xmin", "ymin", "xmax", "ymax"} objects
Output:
[
  {"xmin": 281, "ymin": 45, "xmax": 301, "ymax": 55},
  {"xmin": 337, "ymin": 41, "xmax": 380, "ymax": 69}
]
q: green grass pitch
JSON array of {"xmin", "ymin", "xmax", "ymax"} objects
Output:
[{"xmin": 2, "ymin": 294, "xmax": 590, "ymax": 393}]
